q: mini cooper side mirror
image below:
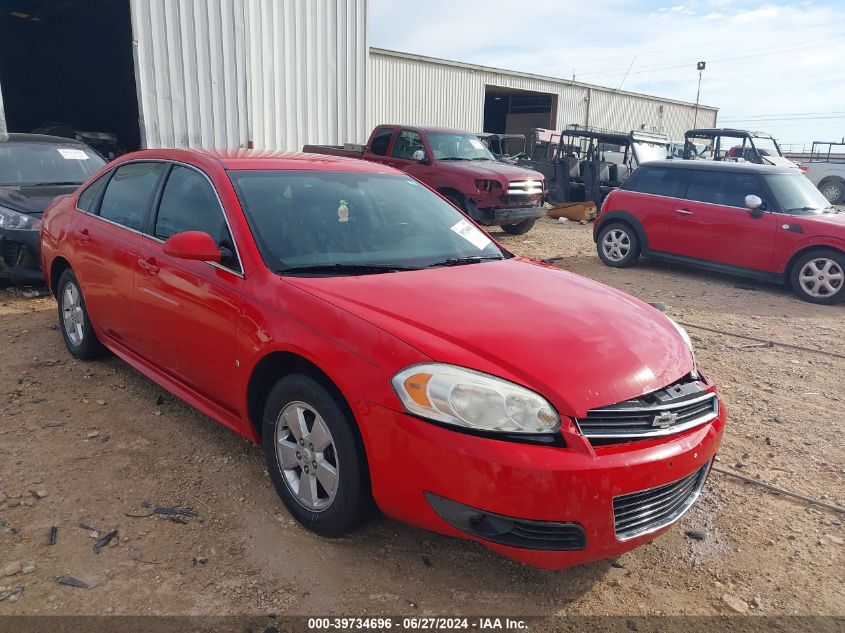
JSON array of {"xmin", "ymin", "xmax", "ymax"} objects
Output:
[
  {"xmin": 745, "ymin": 194, "xmax": 765, "ymax": 218},
  {"xmin": 163, "ymin": 231, "xmax": 222, "ymax": 263}
]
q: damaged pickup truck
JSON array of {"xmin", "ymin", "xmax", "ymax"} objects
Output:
[{"xmin": 304, "ymin": 125, "xmax": 546, "ymax": 235}]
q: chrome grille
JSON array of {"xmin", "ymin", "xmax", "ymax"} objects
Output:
[
  {"xmin": 507, "ymin": 180, "xmax": 543, "ymax": 195},
  {"xmin": 575, "ymin": 378, "xmax": 718, "ymax": 441},
  {"xmin": 613, "ymin": 463, "xmax": 710, "ymax": 541}
]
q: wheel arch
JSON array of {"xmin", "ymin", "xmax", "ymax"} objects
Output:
[
  {"xmin": 49, "ymin": 256, "xmax": 73, "ymax": 298},
  {"xmin": 594, "ymin": 210, "xmax": 649, "ymax": 251},
  {"xmin": 784, "ymin": 243, "xmax": 845, "ymax": 281}
]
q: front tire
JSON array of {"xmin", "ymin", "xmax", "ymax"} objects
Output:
[
  {"xmin": 262, "ymin": 374, "xmax": 373, "ymax": 536},
  {"xmin": 818, "ymin": 178, "xmax": 845, "ymax": 205},
  {"xmin": 501, "ymin": 217, "xmax": 537, "ymax": 235},
  {"xmin": 790, "ymin": 249, "xmax": 845, "ymax": 305},
  {"xmin": 57, "ymin": 269, "xmax": 104, "ymax": 360},
  {"xmin": 596, "ymin": 222, "xmax": 640, "ymax": 268}
]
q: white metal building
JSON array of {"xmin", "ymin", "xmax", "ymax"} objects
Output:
[
  {"xmin": 368, "ymin": 48, "xmax": 718, "ymax": 142},
  {"xmin": 0, "ymin": 0, "xmax": 367, "ymax": 153},
  {"xmin": 0, "ymin": 0, "xmax": 716, "ymax": 152}
]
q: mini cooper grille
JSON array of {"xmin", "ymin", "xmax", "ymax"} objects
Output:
[
  {"xmin": 613, "ymin": 463, "xmax": 710, "ymax": 540},
  {"xmin": 574, "ymin": 378, "xmax": 718, "ymax": 441}
]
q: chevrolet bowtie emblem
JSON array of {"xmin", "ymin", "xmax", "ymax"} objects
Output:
[{"xmin": 652, "ymin": 411, "xmax": 678, "ymax": 428}]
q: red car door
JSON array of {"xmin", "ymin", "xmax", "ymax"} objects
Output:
[
  {"xmin": 383, "ymin": 129, "xmax": 436, "ymax": 182},
  {"xmin": 670, "ymin": 169, "xmax": 778, "ymax": 270},
  {"xmin": 620, "ymin": 165, "xmax": 690, "ymax": 252},
  {"xmin": 72, "ymin": 162, "xmax": 167, "ymax": 351},
  {"xmin": 131, "ymin": 164, "xmax": 245, "ymax": 413}
]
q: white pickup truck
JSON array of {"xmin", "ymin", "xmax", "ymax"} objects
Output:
[{"xmin": 802, "ymin": 142, "xmax": 845, "ymax": 205}]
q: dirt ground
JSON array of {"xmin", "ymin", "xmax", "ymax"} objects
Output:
[{"xmin": 1, "ymin": 217, "xmax": 843, "ymax": 618}]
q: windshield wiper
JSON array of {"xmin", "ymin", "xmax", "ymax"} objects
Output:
[
  {"xmin": 786, "ymin": 206, "xmax": 824, "ymax": 213},
  {"xmin": 277, "ymin": 263, "xmax": 421, "ymax": 276},
  {"xmin": 438, "ymin": 157, "xmax": 473, "ymax": 161},
  {"xmin": 426, "ymin": 255, "xmax": 504, "ymax": 268}
]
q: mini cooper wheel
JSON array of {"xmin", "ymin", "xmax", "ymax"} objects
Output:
[
  {"xmin": 262, "ymin": 374, "xmax": 372, "ymax": 536},
  {"xmin": 57, "ymin": 269, "xmax": 104, "ymax": 360},
  {"xmin": 597, "ymin": 222, "xmax": 640, "ymax": 267},
  {"xmin": 790, "ymin": 250, "xmax": 845, "ymax": 304}
]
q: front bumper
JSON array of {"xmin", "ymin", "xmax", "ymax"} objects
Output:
[
  {"xmin": 358, "ymin": 398, "xmax": 725, "ymax": 569},
  {"xmin": 0, "ymin": 228, "xmax": 43, "ymax": 283},
  {"xmin": 469, "ymin": 203, "xmax": 547, "ymax": 227}
]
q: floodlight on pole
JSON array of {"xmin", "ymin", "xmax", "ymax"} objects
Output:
[{"xmin": 693, "ymin": 61, "xmax": 705, "ymax": 128}]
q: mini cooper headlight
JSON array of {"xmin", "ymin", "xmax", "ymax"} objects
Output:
[{"xmin": 392, "ymin": 363, "xmax": 560, "ymax": 434}]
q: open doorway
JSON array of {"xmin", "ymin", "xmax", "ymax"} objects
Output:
[
  {"xmin": 0, "ymin": 0, "xmax": 140, "ymax": 157},
  {"xmin": 483, "ymin": 86, "xmax": 557, "ymax": 137}
]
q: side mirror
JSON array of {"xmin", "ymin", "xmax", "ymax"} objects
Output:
[
  {"xmin": 412, "ymin": 149, "xmax": 428, "ymax": 163},
  {"xmin": 745, "ymin": 194, "xmax": 765, "ymax": 218},
  {"xmin": 163, "ymin": 231, "xmax": 222, "ymax": 263}
]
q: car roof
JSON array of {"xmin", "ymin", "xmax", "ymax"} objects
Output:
[
  {"xmin": 639, "ymin": 159, "xmax": 797, "ymax": 175},
  {"xmin": 0, "ymin": 132, "xmax": 90, "ymax": 146},
  {"xmin": 112, "ymin": 148, "xmax": 404, "ymax": 173},
  {"xmin": 377, "ymin": 124, "xmax": 468, "ymax": 134}
]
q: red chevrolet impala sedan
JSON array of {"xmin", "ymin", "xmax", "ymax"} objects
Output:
[{"xmin": 40, "ymin": 149, "xmax": 725, "ymax": 569}]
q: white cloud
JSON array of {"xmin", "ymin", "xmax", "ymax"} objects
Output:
[{"xmin": 369, "ymin": 0, "xmax": 845, "ymax": 145}]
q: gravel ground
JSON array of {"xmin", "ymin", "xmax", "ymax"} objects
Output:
[{"xmin": 0, "ymin": 218, "xmax": 843, "ymax": 617}]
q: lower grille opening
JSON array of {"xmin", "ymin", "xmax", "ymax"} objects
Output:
[
  {"xmin": 2, "ymin": 240, "xmax": 22, "ymax": 267},
  {"xmin": 613, "ymin": 462, "xmax": 711, "ymax": 541},
  {"xmin": 425, "ymin": 492, "xmax": 586, "ymax": 551}
]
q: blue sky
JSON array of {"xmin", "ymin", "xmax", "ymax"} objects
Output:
[{"xmin": 369, "ymin": 0, "xmax": 845, "ymax": 151}]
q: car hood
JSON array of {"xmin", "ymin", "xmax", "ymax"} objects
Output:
[
  {"xmin": 0, "ymin": 184, "xmax": 80, "ymax": 216},
  {"xmin": 802, "ymin": 210, "xmax": 845, "ymax": 227},
  {"xmin": 441, "ymin": 160, "xmax": 544, "ymax": 183},
  {"xmin": 285, "ymin": 258, "xmax": 693, "ymax": 416}
]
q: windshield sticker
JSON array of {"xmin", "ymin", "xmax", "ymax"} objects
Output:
[
  {"xmin": 337, "ymin": 200, "xmax": 349, "ymax": 223},
  {"xmin": 450, "ymin": 219, "xmax": 492, "ymax": 250},
  {"xmin": 57, "ymin": 148, "xmax": 89, "ymax": 160},
  {"xmin": 469, "ymin": 138, "xmax": 485, "ymax": 150}
]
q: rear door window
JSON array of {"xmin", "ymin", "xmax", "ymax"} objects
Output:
[
  {"xmin": 98, "ymin": 162, "xmax": 166, "ymax": 231},
  {"xmin": 369, "ymin": 127, "xmax": 394, "ymax": 156},
  {"xmin": 625, "ymin": 167, "xmax": 689, "ymax": 198},
  {"xmin": 76, "ymin": 172, "xmax": 110, "ymax": 212},
  {"xmin": 686, "ymin": 170, "xmax": 767, "ymax": 208}
]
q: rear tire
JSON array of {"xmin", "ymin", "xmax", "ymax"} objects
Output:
[
  {"xmin": 501, "ymin": 218, "xmax": 537, "ymax": 235},
  {"xmin": 596, "ymin": 222, "xmax": 640, "ymax": 268},
  {"xmin": 818, "ymin": 178, "xmax": 845, "ymax": 205},
  {"xmin": 56, "ymin": 269, "xmax": 105, "ymax": 360},
  {"xmin": 262, "ymin": 374, "xmax": 373, "ymax": 536},
  {"xmin": 789, "ymin": 249, "xmax": 845, "ymax": 305}
]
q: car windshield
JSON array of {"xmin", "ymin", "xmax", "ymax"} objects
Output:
[
  {"xmin": 765, "ymin": 173, "xmax": 836, "ymax": 214},
  {"xmin": 0, "ymin": 141, "xmax": 105, "ymax": 187},
  {"xmin": 229, "ymin": 170, "xmax": 506, "ymax": 275},
  {"xmin": 634, "ymin": 142, "xmax": 670, "ymax": 164},
  {"xmin": 427, "ymin": 133, "xmax": 497, "ymax": 161}
]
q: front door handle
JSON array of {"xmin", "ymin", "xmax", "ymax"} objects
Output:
[
  {"xmin": 674, "ymin": 209, "xmax": 694, "ymax": 215},
  {"xmin": 75, "ymin": 229, "xmax": 90, "ymax": 244},
  {"xmin": 137, "ymin": 257, "xmax": 160, "ymax": 275}
]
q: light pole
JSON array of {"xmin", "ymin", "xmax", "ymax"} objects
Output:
[{"xmin": 693, "ymin": 61, "xmax": 706, "ymax": 128}]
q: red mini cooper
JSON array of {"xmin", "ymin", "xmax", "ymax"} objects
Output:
[
  {"xmin": 595, "ymin": 161, "xmax": 845, "ymax": 304},
  {"xmin": 41, "ymin": 149, "xmax": 725, "ymax": 569}
]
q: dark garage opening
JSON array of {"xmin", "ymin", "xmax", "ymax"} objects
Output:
[
  {"xmin": 0, "ymin": 0, "xmax": 141, "ymax": 156},
  {"xmin": 483, "ymin": 86, "xmax": 557, "ymax": 137}
]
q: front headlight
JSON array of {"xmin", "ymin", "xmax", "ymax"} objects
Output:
[
  {"xmin": 0, "ymin": 206, "xmax": 41, "ymax": 231},
  {"xmin": 667, "ymin": 317, "xmax": 699, "ymax": 378},
  {"xmin": 392, "ymin": 363, "xmax": 560, "ymax": 434}
]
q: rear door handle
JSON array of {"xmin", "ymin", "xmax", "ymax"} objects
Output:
[
  {"xmin": 137, "ymin": 257, "xmax": 160, "ymax": 275},
  {"xmin": 75, "ymin": 229, "xmax": 90, "ymax": 244},
  {"xmin": 674, "ymin": 209, "xmax": 694, "ymax": 215}
]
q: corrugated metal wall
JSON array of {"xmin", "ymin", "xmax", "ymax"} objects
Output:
[
  {"xmin": 130, "ymin": 0, "xmax": 367, "ymax": 151},
  {"xmin": 368, "ymin": 49, "xmax": 718, "ymax": 141}
]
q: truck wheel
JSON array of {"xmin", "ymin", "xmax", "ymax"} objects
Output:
[
  {"xmin": 443, "ymin": 193, "xmax": 467, "ymax": 212},
  {"xmin": 501, "ymin": 218, "xmax": 536, "ymax": 235},
  {"xmin": 790, "ymin": 249, "xmax": 845, "ymax": 305},
  {"xmin": 818, "ymin": 178, "xmax": 845, "ymax": 205},
  {"xmin": 596, "ymin": 222, "xmax": 640, "ymax": 268}
]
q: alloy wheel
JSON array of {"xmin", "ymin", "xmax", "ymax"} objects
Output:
[
  {"xmin": 798, "ymin": 257, "xmax": 843, "ymax": 298},
  {"xmin": 274, "ymin": 401, "xmax": 339, "ymax": 512},
  {"xmin": 602, "ymin": 229, "xmax": 631, "ymax": 262},
  {"xmin": 61, "ymin": 281, "xmax": 85, "ymax": 346}
]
